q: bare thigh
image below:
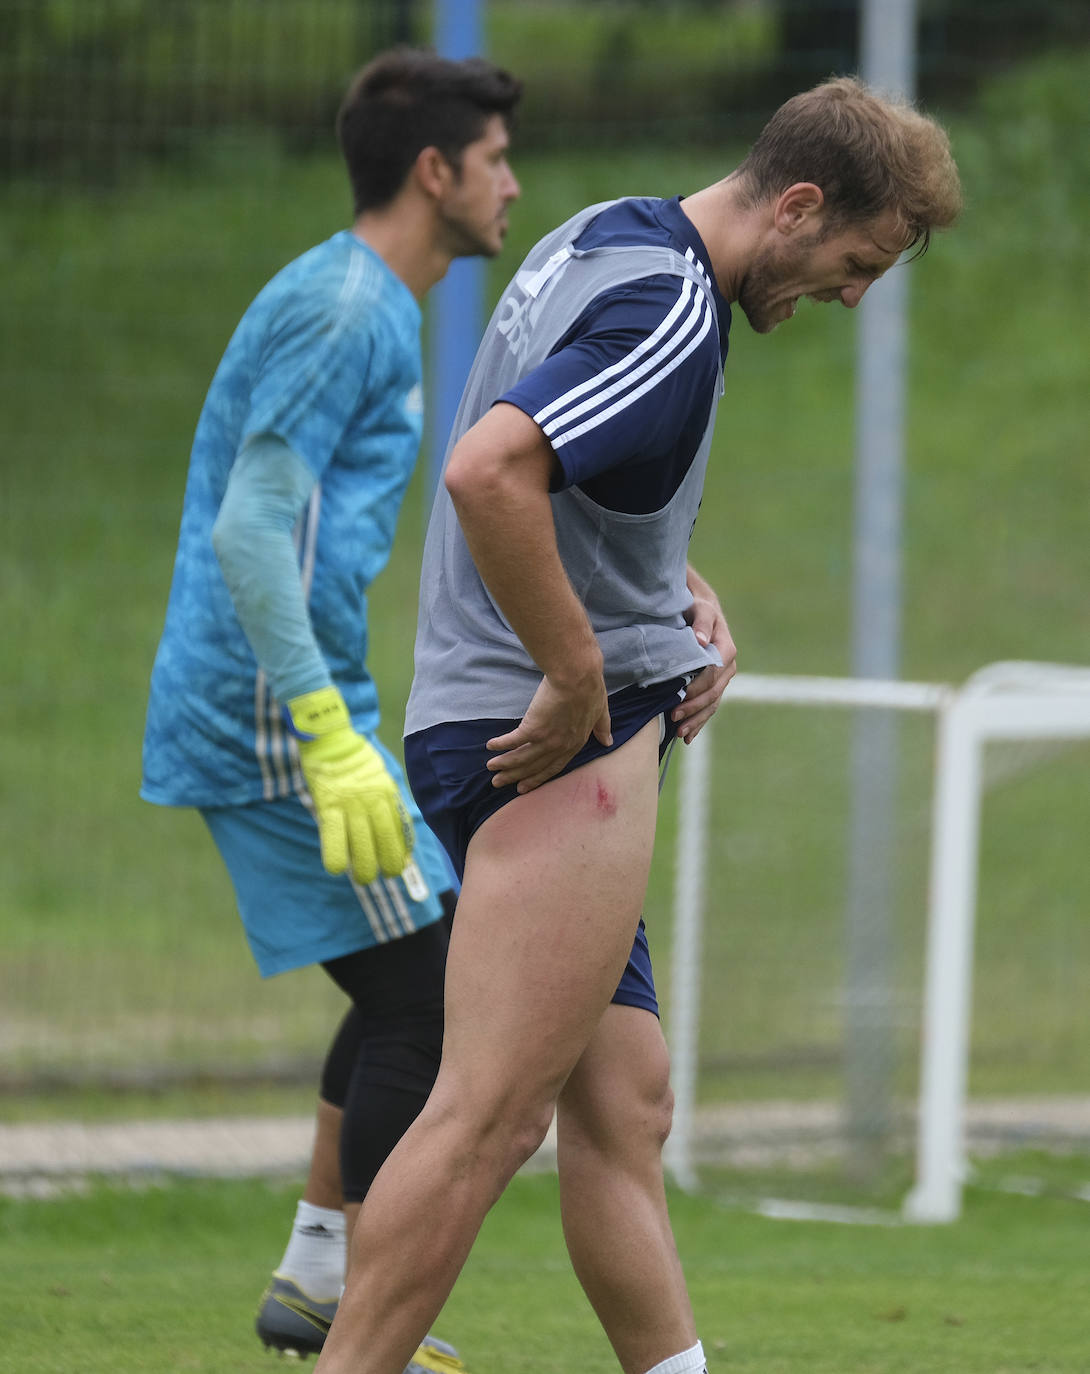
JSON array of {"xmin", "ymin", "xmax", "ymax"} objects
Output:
[{"xmin": 436, "ymin": 719, "xmax": 662, "ymax": 1113}]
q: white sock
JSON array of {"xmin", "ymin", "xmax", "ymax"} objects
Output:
[
  {"xmin": 643, "ymin": 1341, "xmax": 707, "ymax": 1374},
  {"xmin": 276, "ymin": 1200, "xmax": 346, "ymax": 1300}
]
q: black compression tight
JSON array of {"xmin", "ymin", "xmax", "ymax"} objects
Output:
[{"xmin": 318, "ymin": 893, "xmax": 454, "ymax": 1203}]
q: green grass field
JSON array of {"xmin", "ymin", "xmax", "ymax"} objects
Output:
[
  {"xmin": 3, "ymin": 1167, "xmax": 1090, "ymax": 1373},
  {"xmin": 1, "ymin": 49, "xmax": 1088, "ymax": 1148}
]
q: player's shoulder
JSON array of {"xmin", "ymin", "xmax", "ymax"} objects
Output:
[
  {"xmin": 573, "ymin": 195, "xmax": 690, "ymax": 255},
  {"xmin": 574, "ymin": 267, "xmax": 721, "ymax": 357},
  {"xmin": 260, "ymin": 232, "xmax": 418, "ymax": 342},
  {"xmin": 572, "ymin": 195, "xmax": 725, "ymax": 328}
]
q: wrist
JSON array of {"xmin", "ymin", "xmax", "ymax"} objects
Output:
[
  {"xmin": 285, "ymin": 684, "xmax": 347, "ymax": 740},
  {"xmin": 545, "ymin": 640, "xmax": 604, "ymax": 693}
]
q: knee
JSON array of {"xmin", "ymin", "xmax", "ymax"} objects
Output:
[
  {"xmin": 429, "ymin": 1077, "xmax": 557, "ymax": 1176},
  {"xmin": 562, "ymin": 1037, "xmax": 676, "ymax": 1157},
  {"xmin": 647, "ymin": 1074, "xmax": 676, "ymax": 1150},
  {"xmin": 503, "ymin": 1099, "xmax": 557, "ymax": 1169},
  {"xmin": 632, "ymin": 1051, "xmax": 676, "ymax": 1150},
  {"xmin": 616, "ymin": 1041, "xmax": 676, "ymax": 1147}
]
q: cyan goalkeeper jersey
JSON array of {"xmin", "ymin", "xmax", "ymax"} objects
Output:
[{"xmin": 142, "ymin": 231, "xmax": 424, "ymax": 808}]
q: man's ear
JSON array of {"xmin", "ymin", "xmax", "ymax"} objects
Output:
[
  {"xmin": 773, "ymin": 182, "xmax": 824, "ymax": 235},
  {"xmin": 413, "ymin": 145, "xmax": 456, "ymax": 201}
]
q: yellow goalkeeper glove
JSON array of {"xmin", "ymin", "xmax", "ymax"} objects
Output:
[{"xmin": 286, "ymin": 685, "xmax": 413, "ymax": 885}]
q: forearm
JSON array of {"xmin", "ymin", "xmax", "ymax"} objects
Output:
[
  {"xmin": 212, "ymin": 433, "xmax": 330, "ymax": 702},
  {"xmin": 446, "ymin": 405, "xmax": 602, "ymax": 688}
]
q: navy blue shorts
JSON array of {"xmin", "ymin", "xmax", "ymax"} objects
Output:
[{"xmin": 404, "ymin": 678, "xmax": 686, "ymax": 1016}]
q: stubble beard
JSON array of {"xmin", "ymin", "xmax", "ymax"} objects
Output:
[
  {"xmin": 442, "ymin": 209, "xmax": 504, "ymax": 263},
  {"xmin": 736, "ymin": 243, "xmax": 793, "ymax": 334},
  {"xmin": 737, "ymin": 231, "xmax": 821, "ymax": 334}
]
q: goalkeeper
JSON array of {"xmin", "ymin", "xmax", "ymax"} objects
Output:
[{"xmin": 140, "ymin": 48, "xmax": 521, "ymax": 1366}]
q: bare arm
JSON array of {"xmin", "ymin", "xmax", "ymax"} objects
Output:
[
  {"xmin": 444, "ymin": 402, "xmax": 612, "ymax": 792},
  {"xmin": 670, "ymin": 562, "xmax": 737, "ymax": 743}
]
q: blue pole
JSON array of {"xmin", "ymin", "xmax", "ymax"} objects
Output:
[{"xmin": 427, "ymin": 0, "xmax": 485, "ymax": 496}]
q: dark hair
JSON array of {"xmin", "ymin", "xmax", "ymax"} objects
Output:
[
  {"xmin": 337, "ymin": 47, "xmax": 522, "ymax": 214},
  {"xmin": 735, "ymin": 76, "xmax": 962, "ymax": 257}
]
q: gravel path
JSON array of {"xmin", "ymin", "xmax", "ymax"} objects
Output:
[
  {"xmin": 3, "ymin": 1097, "xmax": 1088, "ymax": 1198},
  {"xmin": 0, "ymin": 1115, "xmax": 559, "ymax": 1197}
]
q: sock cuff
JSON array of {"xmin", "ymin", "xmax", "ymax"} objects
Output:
[
  {"xmin": 295, "ymin": 1200, "xmax": 345, "ymax": 1234},
  {"xmin": 643, "ymin": 1340, "xmax": 706, "ymax": 1374}
]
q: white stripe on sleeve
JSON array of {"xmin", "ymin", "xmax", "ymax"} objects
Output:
[
  {"xmin": 548, "ymin": 295, "xmax": 714, "ymax": 451},
  {"xmin": 532, "ymin": 275, "xmax": 698, "ymax": 430},
  {"xmin": 540, "ymin": 285, "xmax": 710, "ymax": 445}
]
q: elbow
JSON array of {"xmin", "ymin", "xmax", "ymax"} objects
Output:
[
  {"xmin": 444, "ymin": 407, "xmax": 556, "ymax": 519},
  {"xmin": 210, "ymin": 503, "xmax": 239, "ymax": 573},
  {"xmin": 211, "ymin": 499, "xmax": 253, "ymax": 586},
  {"xmin": 443, "ymin": 436, "xmax": 480, "ymax": 506},
  {"xmin": 210, "ymin": 507, "xmax": 231, "ymax": 567},
  {"xmin": 444, "ymin": 434, "xmax": 502, "ymax": 518}
]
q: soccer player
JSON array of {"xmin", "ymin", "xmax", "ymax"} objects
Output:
[
  {"xmin": 140, "ymin": 48, "xmax": 521, "ymax": 1364},
  {"xmin": 313, "ymin": 77, "xmax": 962, "ymax": 1374}
]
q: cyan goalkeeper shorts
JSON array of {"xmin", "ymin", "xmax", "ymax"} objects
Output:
[{"xmin": 201, "ymin": 782, "xmax": 455, "ymax": 978}]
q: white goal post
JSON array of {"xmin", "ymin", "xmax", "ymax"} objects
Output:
[{"xmin": 663, "ymin": 662, "xmax": 1090, "ymax": 1222}]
